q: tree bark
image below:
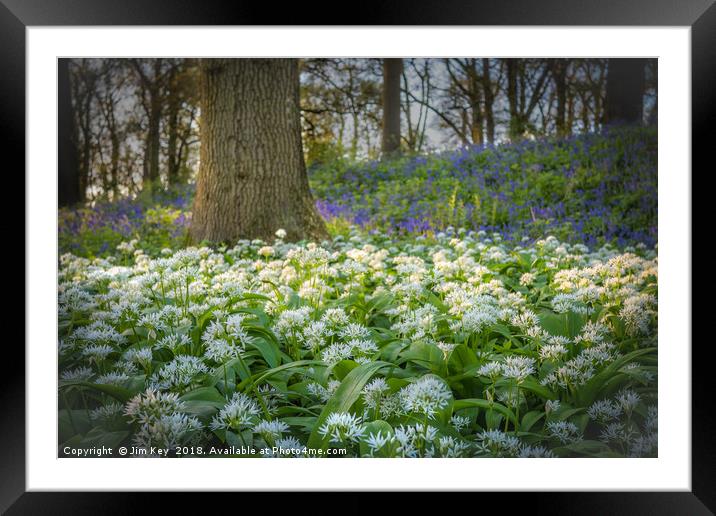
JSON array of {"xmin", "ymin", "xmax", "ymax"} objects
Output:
[
  {"xmin": 381, "ymin": 58, "xmax": 402, "ymax": 156},
  {"xmin": 604, "ymin": 58, "xmax": 646, "ymax": 125},
  {"xmin": 166, "ymin": 75, "xmax": 180, "ymax": 186},
  {"xmin": 58, "ymin": 59, "xmax": 82, "ymax": 207},
  {"xmin": 506, "ymin": 60, "xmax": 522, "ymax": 140},
  {"xmin": 190, "ymin": 59, "xmax": 328, "ymax": 244},
  {"xmin": 144, "ymin": 83, "xmax": 162, "ymax": 191},
  {"xmin": 481, "ymin": 58, "xmax": 495, "ymax": 144},
  {"xmin": 552, "ymin": 60, "xmax": 568, "ymax": 137}
]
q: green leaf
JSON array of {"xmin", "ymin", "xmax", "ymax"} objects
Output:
[
  {"xmin": 331, "ymin": 359, "xmax": 359, "ymax": 380},
  {"xmin": 519, "ymin": 376, "xmax": 557, "ymax": 400},
  {"xmin": 59, "ymin": 409, "xmax": 91, "ymax": 441},
  {"xmin": 520, "ymin": 410, "xmax": 544, "ymax": 432},
  {"xmin": 61, "ymin": 382, "xmax": 134, "ymax": 403},
  {"xmin": 307, "ymin": 361, "xmax": 391, "ymax": 450},
  {"xmin": 237, "ymin": 360, "xmax": 325, "ymax": 392},
  {"xmin": 180, "ymin": 386, "xmax": 226, "ymax": 404},
  {"xmin": 452, "ymin": 398, "xmax": 519, "ymax": 428},
  {"xmin": 577, "ymin": 347, "xmax": 656, "ymax": 405},
  {"xmin": 246, "ymin": 336, "xmax": 280, "ymax": 368},
  {"xmin": 79, "ymin": 428, "xmax": 129, "ymax": 450}
]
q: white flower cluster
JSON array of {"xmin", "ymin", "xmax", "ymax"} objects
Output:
[{"xmin": 58, "ymin": 230, "xmax": 657, "ymax": 458}]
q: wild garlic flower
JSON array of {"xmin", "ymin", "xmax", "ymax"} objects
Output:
[
  {"xmin": 393, "ymin": 424, "xmax": 438, "ymax": 458},
  {"xmin": 436, "ymin": 341, "xmax": 457, "ymax": 360},
  {"xmin": 540, "ymin": 343, "xmax": 568, "ymax": 361},
  {"xmin": 399, "ymin": 375, "xmax": 451, "ymax": 417},
  {"xmin": 338, "ymin": 323, "xmax": 371, "ymax": 340},
  {"xmin": 210, "ymin": 392, "xmax": 261, "ymax": 431},
  {"xmin": 546, "ymin": 420, "xmax": 583, "ymax": 444},
  {"xmin": 96, "ymin": 371, "xmax": 130, "ymax": 386},
  {"xmin": 615, "ymin": 388, "xmax": 641, "ymax": 416},
  {"xmin": 628, "ymin": 432, "xmax": 658, "ymax": 458},
  {"xmin": 125, "ymin": 389, "xmax": 186, "ymax": 425},
  {"xmin": 600, "ymin": 422, "xmax": 633, "ymax": 444},
  {"xmin": 502, "ymin": 356, "xmax": 536, "ymax": 382},
  {"xmin": 545, "ymin": 399, "xmax": 561, "ymax": 414},
  {"xmin": 458, "ymin": 304, "xmax": 500, "ymax": 334},
  {"xmin": 587, "ymin": 399, "xmax": 622, "ymax": 424},
  {"xmin": 89, "ymin": 402, "xmax": 124, "ymax": 423},
  {"xmin": 318, "ymin": 412, "xmax": 364, "ymax": 444},
  {"xmin": 450, "ymin": 415, "xmax": 471, "ymax": 433},
  {"xmin": 204, "ymin": 339, "xmax": 242, "ymax": 363},
  {"xmin": 60, "ymin": 366, "xmax": 95, "ymax": 382},
  {"xmin": 300, "ymin": 320, "xmax": 330, "ymax": 351},
  {"xmin": 273, "ymin": 307, "xmax": 312, "ymax": 337},
  {"xmin": 82, "ymin": 344, "xmax": 115, "ymax": 364},
  {"xmin": 155, "ymin": 331, "xmax": 191, "ymax": 353},
  {"xmin": 150, "ymin": 355, "xmax": 209, "ymax": 392},
  {"xmin": 320, "ymin": 342, "xmax": 353, "ymax": 365},
  {"xmin": 438, "ymin": 436, "xmax": 472, "ymax": 457},
  {"xmin": 361, "ymin": 378, "xmax": 390, "ymax": 409},
  {"xmin": 252, "ymin": 419, "xmax": 289, "ymax": 440},
  {"xmin": 477, "ymin": 361, "xmax": 504, "ymax": 381},
  {"xmin": 321, "ymin": 308, "xmax": 350, "ymax": 328},
  {"xmin": 363, "ymin": 430, "xmax": 394, "ymax": 456},
  {"xmin": 518, "ymin": 445, "xmax": 556, "ymax": 458},
  {"xmin": 133, "ymin": 413, "xmax": 203, "ymax": 450},
  {"xmin": 124, "ymin": 347, "xmax": 154, "ymax": 368},
  {"xmin": 266, "ymin": 436, "xmax": 305, "ymax": 458},
  {"xmin": 475, "ymin": 429, "xmax": 522, "ymax": 457},
  {"xmin": 519, "ymin": 273, "xmax": 536, "ymax": 286}
]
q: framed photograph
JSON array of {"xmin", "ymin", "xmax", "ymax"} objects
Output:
[{"xmin": 5, "ymin": 0, "xmax": 711, "ymax": 511}]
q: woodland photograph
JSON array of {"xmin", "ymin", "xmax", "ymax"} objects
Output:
[{"xmin": 58, "ymin": 57, "xmax": 658, "ymax": 459}]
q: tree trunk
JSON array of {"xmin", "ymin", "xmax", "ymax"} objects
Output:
[
  {"xmin": 381, "ymin": 58, "xmax": 402, "ymax": 156},
  {"xmin": 506, "ymin": 60, "xmax": 523, "ymax": 140},
  {"xmin": 604, "ymin": 58, "xmax": 646, "ymax": 125},
  {"xmin": 79, "ymin": 92, "xmax": 92, "ymax": 203},
  {"xmin": 166, "ymin": 94, "xmax": 179, "ymax": 186},
  {"xmin": 467, "ymin": 59, "xmax": 484, "ymax": 145},
  {"xmin": 190, "ymin": 59, "xmax": 328, "ymax": 244},
  {"xmin": 481, "ymin": 58, "xmax": 495, "ymax": 144},
  {"xmin": 144, "ymin": 92, "xmax": 161, "ymax": 191},
  {"xmin": 552, "ymin": 60, "xmax": 568, "ymax": 137},
  {"xmin": 58, "ymin": 59, "xmax": 82, "ymax": 207}
]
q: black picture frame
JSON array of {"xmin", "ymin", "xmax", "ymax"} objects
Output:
[{"xmin": 3, "ymin": 0, "xmax": 712, "ymax": 512}]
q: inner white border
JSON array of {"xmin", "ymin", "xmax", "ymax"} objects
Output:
[{"xmin": 27, "ymin": 27, "xmax": 691, "ymax": 491}]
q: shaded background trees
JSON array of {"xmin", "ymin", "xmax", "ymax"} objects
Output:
[{"xmin": 59, "ymin": 57, "xmax": 656, "ymax": 207}]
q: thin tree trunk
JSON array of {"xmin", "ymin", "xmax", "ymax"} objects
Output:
[
  {"xmin": 482, "ymin": 58, "xmax": 495, "ymax": 144},
  {"xmin": 79, "ymin": 92, "xmax": 92, "ymax": 203},
  {"xmin": 381, "ymin": 58, "xmax": 402, "ymax": 156},
  {"xmin": 506, "ymin": 60, "xmax": 522, "ymax": 140},
  {"xmin": 144, "ymin": 94, "xmax": 161, "ymax": 191},
  {"xmin": 167, "ymin": 90, "xmax": 179, "ymax": 186},
  {"xmin": 553, "ymin": 60, "xmax": 568, "ymax": 137},
  {"xmin": 190, "ymin": 59, "xmax": 328, "ymax": 244}
]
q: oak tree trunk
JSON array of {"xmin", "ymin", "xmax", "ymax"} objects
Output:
[
  {"xmin": 190, "ymin": 59, "xmax": 328, "ymax": 244},
  {"xmin": 381, "ymin": 58, "xmax": 402, "ymax": 156}
]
